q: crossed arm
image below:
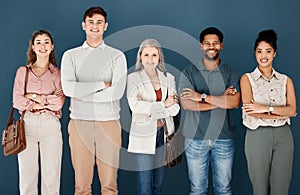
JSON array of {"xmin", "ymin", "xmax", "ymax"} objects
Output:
[
  {"xmin": 127, "ymin": 74, "xmax": 180, "ymax": 118},
  {"xmin": 61, "ymin": 51, "xmax": 127, "ymax": 103},
  {"xmin": 24, "ymin": 88, "xmax": 64, "ymax": 111},
  {"xmin": 240, "ymin": 74, "xmax": 297, "ymax": 119},
  {"xmin": 13, "ymin": 67, "xmax": 65, "ymax": 112},
  {"xmin": 180, "ymin": 86, "xmax": 241, "ymax": 112}
]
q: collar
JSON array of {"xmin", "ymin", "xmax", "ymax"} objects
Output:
[
  {"xmin": 252, "ymin": 67, "xmax": 279, "ymax": 81},
  {"xmin": 197, "ymin": 58, "xmax": 223, "ymax": 72},
  {"xmin": 27, "ymin": 63, "xmax": 55, "ymax": 74},
  {"xmin": 82, "ymin": 41, "xmax": 106, "ymax": 50}
]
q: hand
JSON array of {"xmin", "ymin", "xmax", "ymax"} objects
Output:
[
  {"xmin": 24, "ymin": 93, "xmax": 32, "ymax": 99},
  {"xmin": 53, "ymin": 89, "xmax": 64, "ymax": 97},
  {"xmin": 157, "ymin": 119, "xmax": 164, "ymax": 128},
  {"xmin": 137, "ymin": 95, "xmax": 142, "ymax": 101},
  {"xmin": 164, "ymin": 94, "xmax": 178, "ymax": 107},
  {"xmin": 32, "ymin": 102, "xmax": 45, "ymax": 110},
  {"xmin": 25, "ymin": 93, "xmax": 41, "ymax": 102},
  {"xmin": 180, "ymin": 88, "xmax": 201, "ymax": 101},
  {"xmin": 105, "ymin": 82, "xmax": 111, "ymax": 88},
  {"xmin": 242, "ymin": 100, "xmax": 268, "ymax": 114},
  {"xmin": 224, "ymin": 86, "xmax": 237, "ymax": 95}
]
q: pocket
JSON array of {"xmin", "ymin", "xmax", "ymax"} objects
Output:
[
  {"xmin": 23, "ymin": 115, "xmax": 35, "ymax": 135},
  {"xmin": 47, "ymin": 114, "xmax": 61, "ymax": 130}
]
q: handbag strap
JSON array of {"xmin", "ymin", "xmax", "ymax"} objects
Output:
[
  {"xmin": 24, "ymin": 66, "xmax": 29, "ymax": 95},
  {"xmin": 6, "ymin": 66, "xmax": 29, "ymax": 128},
  {"xmin": 20, "ymin": 66, "xmax": 29, "ymax": 119},
  {"xmin": 162, "ymin": 118, "xmax": 169, "ymax": 137},
  {"xmin": 162, "ymin": 85, "xmax": 169, "ymax": 137},
  {"xmin": 163, "ymin": 87, "xmax": 180, "ymax": 137},
  {"xmin": 162, "ymin": 85, "xmax": 172, "ymax": 137}
]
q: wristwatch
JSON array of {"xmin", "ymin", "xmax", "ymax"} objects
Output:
[
  {"xmin": 268, "ymin": 106, "xmax": 274, "ymax": 115},
  {"xmin": 201, "ymin": 93, "xmax": 207, "ymax": 103},
  {"xmin": 31, "ymin": 94, "xmax": 37, "ymax": 100}
]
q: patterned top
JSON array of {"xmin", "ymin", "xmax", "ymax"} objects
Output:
[{"xmin": 242, "ymin": 67, "xmax": 290, "ymax": 130}]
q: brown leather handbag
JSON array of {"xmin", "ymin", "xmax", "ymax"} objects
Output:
[
  {"xmin": 162, "ymin": 88, "xmax": 185, "ymax": 167},
  {"xmin": 2, "ymin": 66, "xmax": 29, "ymax": 156},
  {"xmin": 162, "ymin": 116, "xmax": 185, "ymax": 168}
]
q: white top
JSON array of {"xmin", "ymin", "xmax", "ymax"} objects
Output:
[
  {"xmin": 242, "ymin": 67, "xmax": 290, "ymax": 130},
  {"xmin": 61, "ymin": 41, "xmax": 127, "ymax": 121},
  {"xmin": 127, "ymin": 69, "xmax": 180, "ymax": 154}
]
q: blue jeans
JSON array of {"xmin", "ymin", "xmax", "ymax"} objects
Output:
[
  {"xmin": 185, "ymin": 138, "xmax": 234, "ymax": 195},
  {"xmin": 135, "ymin": 127, "xmax": 166, "ymax": 195}
]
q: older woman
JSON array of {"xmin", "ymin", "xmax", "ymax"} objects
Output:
[{"xmin": 127, "ymin": 39, "xmax": 180, "ymax": 195}]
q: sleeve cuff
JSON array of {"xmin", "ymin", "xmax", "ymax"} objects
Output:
[
  {"xmin": 40, "ymin": 95, "xmax": 48, "ymax": 106},
  {"xmin": 97, "ymin": 82, "xmax": 105, "ymax": 92},
  {"xmin": 24, "ymin": 99, "xmax": 35, "ymax": 111}
]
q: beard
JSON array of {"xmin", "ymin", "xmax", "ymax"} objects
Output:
[{"xmin": 203, "ymin": 49, "xmax": 220, "ymax": 61}]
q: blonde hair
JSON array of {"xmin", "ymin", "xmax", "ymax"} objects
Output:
[{"xmin": 135, "ymin": 39, "xmax": 167, "ymax": 76}]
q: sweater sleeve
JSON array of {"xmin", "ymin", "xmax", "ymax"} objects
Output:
[
  {"xmin": 80, "ymin": 52, "xmax": 127, "ymax": 103},
  {"xmin": 61, "ymin": 50, "xmax": 105, "ymax": 98}
]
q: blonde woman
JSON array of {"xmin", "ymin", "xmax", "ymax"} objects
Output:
[{"xmin": 127, "ymin": 39, "xmax": 180, "ymax": 195}]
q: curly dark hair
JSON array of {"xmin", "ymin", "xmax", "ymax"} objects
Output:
[{"xmin": 199, "ymin": 27, "xmax": 224, "ymax": 43}]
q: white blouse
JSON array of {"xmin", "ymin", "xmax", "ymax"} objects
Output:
[{"xmin": 242, "ymin": 67, "xmax": 290, "ymax": 130}]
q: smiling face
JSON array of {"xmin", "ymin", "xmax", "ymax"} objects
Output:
[
  {"xmin": 140, "ymin": 46, "xmax": 160, "ymax": 70},
  {"xmin": 82, "ymin": 13, "xmax": 108, "ymax": 42},
  {"xmin": 31, "ymin": 34, "xmax": 54, "ymax": 59},
  {"xmin": 200, "ymin": 34, "xmax": 223, "ymax": 61},
  {"xmin": 255, "ymin": 41, "xmax": 276, "ymax": 68}
]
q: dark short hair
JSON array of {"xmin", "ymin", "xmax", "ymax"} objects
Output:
[
  {"xmin": 254, "ymin": 29, "xmax": 277, "ymax": 52},
  {"xmin": 83, "ymin": 6, "xmax": 107, "ymax": 22},
  {"xmin": 199, "ymin": 27, "xmax": 224, "ymax": 43}
]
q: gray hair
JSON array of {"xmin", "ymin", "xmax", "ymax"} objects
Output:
[{"xmin": 134, "ymin": 38, "xmax": 167, "ymax": 76}]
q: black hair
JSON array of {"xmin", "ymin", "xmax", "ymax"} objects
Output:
[
  {"xmin": 199, "ymin": 27, "xmax": 224, "ymax": 43},
  {"xmin": 254, "ymin": 29, "xmax": 277, "ymax": 52}
]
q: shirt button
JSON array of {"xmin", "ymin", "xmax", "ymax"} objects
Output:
[{"xmin": 271, "ymin": 89, "xmax": 273, "ymax": 91}]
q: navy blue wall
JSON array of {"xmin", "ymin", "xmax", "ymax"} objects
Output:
[{"xmin": 0, "ymin": 0, "xmax": 299, "ymax": 194}]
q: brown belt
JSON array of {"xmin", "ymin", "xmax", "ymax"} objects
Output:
[{"xmin": 31, "ymin": 108, "xmax": 48, "ymax": 114}]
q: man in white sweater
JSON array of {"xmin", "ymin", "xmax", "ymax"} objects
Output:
[{"xmin": 61, "ymin": 6, "xmax": 127, "ymax": 195}]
